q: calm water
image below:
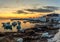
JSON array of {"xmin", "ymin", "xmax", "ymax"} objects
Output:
[{"xmin": 0, "ymin": 19, "xmax": 38, "ymax": 32}]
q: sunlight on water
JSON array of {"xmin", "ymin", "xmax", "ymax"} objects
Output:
[{"xmin": 0, "ymin": 19, "xmax": 35, "ymax": 32}]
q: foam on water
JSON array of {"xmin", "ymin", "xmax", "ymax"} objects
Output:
[
  {"xmin": 52, "ymin": 29, "xmax": 60, "ymax": 42},
  {"xmin": 48, "ymin": 29, "xmax": 60, "ymax": 42}
]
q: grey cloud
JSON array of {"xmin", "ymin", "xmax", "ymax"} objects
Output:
[
  {"xmin": 43, "ymin": 6, "xmax": 59, "ymax": 10},
  {"xmin": 25, "ymin": 6, "xmax": 60, "ymax": 13},
  {"xmin": 25, "ymin": 8, "xmax": 54, "ymax": 13},
  {"xmin": 14, "ymin": 10, "xmax": 28, "ymax": 14}
]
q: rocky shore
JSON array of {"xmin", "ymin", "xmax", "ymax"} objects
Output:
[{"xmin": 0, "ymin": 27, "xmax": 59, "ymax": 42}]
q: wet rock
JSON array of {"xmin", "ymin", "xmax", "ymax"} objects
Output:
[
  {"xmin": 17, "ymin": 38, "xmax": 23, "ymax": 42},
  {"xmin": 12, "ymin": 22, "xmax": 17, "ymax": 27}
]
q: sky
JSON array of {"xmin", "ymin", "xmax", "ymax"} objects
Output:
[
  {"xmin": 0, "ymin": 0, "xmax": 60, "ymax": 8},
  {"xmin": 0, "ymin": 0, "xmax": 60, "ymax": 18}
]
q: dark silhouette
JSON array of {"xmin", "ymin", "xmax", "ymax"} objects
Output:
[
  {"xmin": 17, "ymin": 21, "xmax": 21, "ymax": 25},
  {"xmin": 12, "ymin": 22, "xmax": 17, "ymax": 27},
  {"xmin": 17, "ymin": 25, "xmax": 21, "ymax": 32},
  {"xmin": 2, "ymin": 22, "xmax": 12, "ymax": 30}
]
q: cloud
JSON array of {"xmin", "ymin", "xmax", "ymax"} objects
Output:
[
  {"xmin": 14, "ymin": 10, "xmax": 28, "ymax": 14},
  {"xmin": 25, "ymin": 6, "xmax": 60, "ymax": 13},
  {"xmin": 13, "ymin": 6, "xmax": 60, "ymax": 14},
  {"xmin": 25, "ymin": 8, "xmax": 54, "ymax": 13},
  {"xmin": 43, "ymin": 6, "xmax": 59, "ymax": 10}
]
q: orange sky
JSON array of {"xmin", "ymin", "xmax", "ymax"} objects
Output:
[
  {"xmin": 0, "ymin": 11, "xmax": 60, "ymax": 19},
  {"xmin": 0, "ymin": 0, "xmax": 60, "ymax": 19},
  {"xmin": 0, "ymin": 8, "xmax": 60, "ymax": 19},
  {"xmin": 0, "ymin": 13, "xmax": 46, "ymax": 18}
]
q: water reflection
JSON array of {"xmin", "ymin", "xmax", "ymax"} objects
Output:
[{"xmin": 0, "ymin": 19, "xmax": 37, "ymax": 32}]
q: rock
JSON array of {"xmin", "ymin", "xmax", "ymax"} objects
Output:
[{"xmin": 17, "ymin": 38, "xmax": 23, "ymax": 42}]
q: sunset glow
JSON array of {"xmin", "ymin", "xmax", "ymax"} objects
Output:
[{"xmin": 0, "ymin": 0, "xmax": 60, "ymax": 19}]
